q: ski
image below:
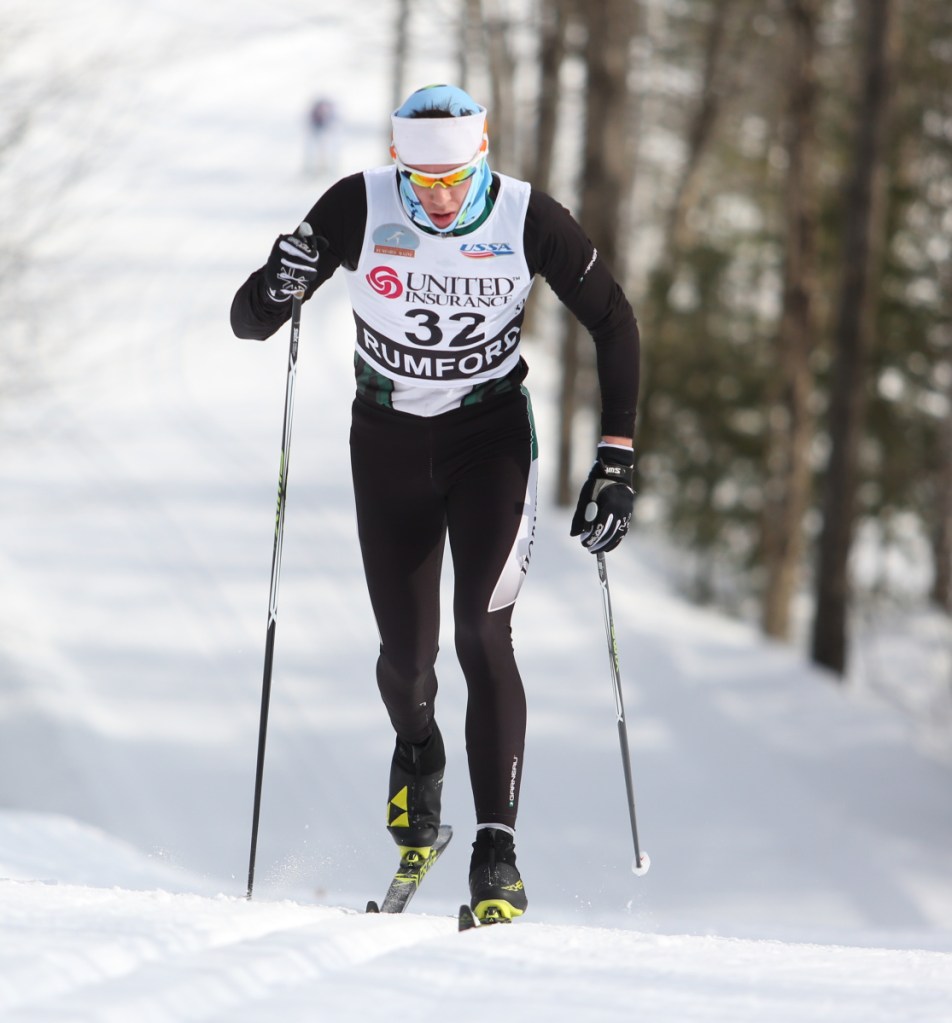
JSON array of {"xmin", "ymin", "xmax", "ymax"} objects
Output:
[
  {"xmin": 366, "ymin": 824, "xmax": 453, "ymax": 914},
  {"xmin": 458, "ymin": 904, "xmax": 479, "ymax": 930},
  {"xmin": 458, "ymin": 903, "xmax": 513, "ymax": 930}
]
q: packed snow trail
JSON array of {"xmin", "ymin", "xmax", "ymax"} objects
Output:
[{"xmin": 3, "ymin": 867, "xmax": 951, "ymax": 1022}]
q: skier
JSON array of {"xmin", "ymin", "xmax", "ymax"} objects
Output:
[
  {"xmin": 231, "ymin": 84, "xmax": 640, "ymax": 922},
  {"xmin": 303, "ymin": 96, "xmax": 338, "ymax": 174}
]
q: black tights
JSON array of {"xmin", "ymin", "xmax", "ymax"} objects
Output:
[{"xmin": 350, "ymin": 391, "xmax": 536, "ymax": 829}]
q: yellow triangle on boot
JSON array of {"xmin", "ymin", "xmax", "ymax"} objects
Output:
[{"xmin": 388, "ymin": 785, "xmax": 409, "ymax": 829}]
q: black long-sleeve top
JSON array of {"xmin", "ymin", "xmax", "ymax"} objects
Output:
[{"xmin": 231, "ymin": 172, "xmax": 640, "ymax": 437}]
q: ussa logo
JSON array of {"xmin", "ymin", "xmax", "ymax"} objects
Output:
[
  {"xmin": 366, "ymin": 266, "xmax": 403, "ymax": 298},
  {"xmin": 460, "ymin": 242, "xmax": 516, "ymax": 259}
]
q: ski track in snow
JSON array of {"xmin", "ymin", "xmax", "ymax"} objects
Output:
[
  {"xmin": 4, "ymin": 878, "xmax": 952, "ymax": 1023},
  {"xmin": 3, "ymin": 885, "xmax": 442, "ymax": 1021}
]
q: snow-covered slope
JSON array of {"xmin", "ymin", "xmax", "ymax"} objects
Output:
[
  {"xmin": 2, "ymin": 2, "xmax": 951, "ymax": 1019},
  {"xmin": 4, "ymin": 817, "xmax": 951, "ymax": 1023}
]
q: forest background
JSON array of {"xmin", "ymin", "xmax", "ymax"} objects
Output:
[
  {"xmin": 6, "ymin": 0, "xmax": 950, "ymax": 688},
  {"xmin": 394, "ymin": 0, "xmax": 951, "ymax": 687}
]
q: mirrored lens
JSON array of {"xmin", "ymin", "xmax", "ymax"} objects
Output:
[{"xmin": 396, "ymin": 155, "xmax": 482, "ymax": 189}]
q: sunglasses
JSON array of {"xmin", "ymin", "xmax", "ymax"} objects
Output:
[{"xmin": 395, "ymin": 153, "xmax": 484, "ymax": 189}]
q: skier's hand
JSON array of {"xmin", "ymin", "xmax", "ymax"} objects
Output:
[
  {"xmin": 570, "ymin": 445, "xmax": 635, "ymax": 554},
  {"xmin": 264, "ymin": 230, "xmax": 320, "ymax": 302}
]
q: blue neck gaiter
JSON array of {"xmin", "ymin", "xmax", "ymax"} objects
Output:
[{"xmin": 397, "ymin": 159, "xmax": 493, "ymax": 236}]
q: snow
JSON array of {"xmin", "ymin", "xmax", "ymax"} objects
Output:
[{"xmin": 2, "ymin": 2, "xmax": 952, "ymax": 1020}]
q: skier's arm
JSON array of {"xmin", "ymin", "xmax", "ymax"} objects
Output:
[
  {"xmin": 523, "ymin": 189, "xmax": 640, "ymax": 441},
  {"xmin": 230, "ymin": 173, "xmax": 367, "ymax": 341}
]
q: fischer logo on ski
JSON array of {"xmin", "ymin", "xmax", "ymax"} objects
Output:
[{"xmin": 366, "ymin": 825, "xmax": 453, "ymax": 914}]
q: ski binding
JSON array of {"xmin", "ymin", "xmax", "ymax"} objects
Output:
[
  {"xmin": 366, "ymin": 824, "xmax": 453, "ymax": 914},
  {"xmin": 458, "ymin": 902, "xmax": 513, "ymax": 930}
]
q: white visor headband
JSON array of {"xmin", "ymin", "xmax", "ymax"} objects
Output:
[{"xmin": 390, "ymin": 107, "xmax": 488, "ymax": 166}]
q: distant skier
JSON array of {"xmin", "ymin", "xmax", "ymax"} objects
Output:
[
  {"xmin": 303, "ymin": 97, "xmax": 337, "ymax": 174},
  {"xmin": 231, "ymin": 84, "xmax": 640, "ymax": 922}
]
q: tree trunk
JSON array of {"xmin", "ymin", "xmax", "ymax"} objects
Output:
[
  {"xmin": 555, "ymin": 0, "xmax": 636, "ymax": 505},
  {"xmin": 529, "ymin": 0, "xmax": 571, "ymax": 193},
  {"xmin": 932, "ymin": 395, "xmax": 952, "ymax": 611},
  {"xmin": 930, "ymin": 262, "xmax": 952, "ymax": 610},
  {"xmin": 811, "ymin": 0, "xmax": 897, "ymax": 675},
  {"xmin": 391, "ymin": 0, "xmax": 411, "ymax": 114},
  {"xmin": 761, "ymin": 0, "xmax": 820, "ymax": 640},
  {"xmin": 522, "ymin": 0, "xmax": 572, "ymax": 342},
  {"xmin": 456, "ymin": 0, "xmax": 482, "ymax": 93},
  {"xmin": 635, "ymin": 1, "xmax": 734, "ymax": 474},
  {"xmin": 661, "ymin": 1, "xmax": 731, "ymax": 265},
  {"xmin": 483, "ymin": 0, "xmax": 517, "ymax": 174}
]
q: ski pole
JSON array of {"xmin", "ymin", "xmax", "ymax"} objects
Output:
[
  {"xmin": 596, "ymin": 551, "xmax": 650, "ymax": 875},
  {"xmin": 246, "ymin": 223, "xmax": 321, "ymax": 900}
]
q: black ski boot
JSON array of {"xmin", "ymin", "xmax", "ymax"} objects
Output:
[
  {"xmin": 468, "ymin": 827, "xmax": 528, "ymax": 922},
  {"xmin": 386, "ymin": 721, "xmax": 445, "ymax": 850}
]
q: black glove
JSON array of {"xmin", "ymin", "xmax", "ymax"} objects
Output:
[
  {"xmin": 264, "ymin": 230, "xmax": 320, "ymax": 302},
  {"xmin": 570, "ymin": 444, "xmax": 635, "ymax": 554}
]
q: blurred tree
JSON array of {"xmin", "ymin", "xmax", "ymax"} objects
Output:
[
  {"xmin": 483, "ymin": 0, "xmax": 518, "ymax": 174},
  {"xmin": 457, "ymin": 0, "xmax": 481, "ymax": 92},
  {"xmin": 391, "ymin": 0, "xmax": 411, "ymax": 114},
  {"xmin": 519, "ymin": 0, "xmax": 573, "ymax": 343},
  {"xmin": 555, "ymin": 0, "xmax": 638, "ymax": 505},
  {"xmin": 861, "ymin": 0, "xmax": 952, "ymax": 612},
  {"xmin": 930, "ymin": 262, "xmax": 952, "ymax": 610},
  {"xmin": 0, "ymin": 19, "xmax": 126, "ymax": 413},
  {"xmin": 633, "ymin": 0, "xmax": 782, "ymax": 607},
  {"xmin": 455, "ymin": 0, "xmax": 519, "ymax": 173},
  {"xmin": 636, "ymin": 0, "xmax": 741, "ymax": 475},
  {"xmin": 812, "ymin": 0, "xmax": 899, "ymax": 675},
  {"xmin": 760, "ymin": 0, "xmax": 821, "ymax": 639},
  {"xmin": 932, "ymin": 316, "xmax": 952, "ymax": 610},
  {"xmin": 388, "ymin": 0, "xmax": 952, "ymax": 664},
  {"xmin": 528, "ymin": 0, "xmax": 572, "ymax": 193},
  {"xmin": 643, "ymin": 0, "xmax": 736, "ymax": 317}
]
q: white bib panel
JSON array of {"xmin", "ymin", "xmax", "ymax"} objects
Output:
[{"xmin": 344, "ymin": 166, "xmax": 534, "ymax": 415}]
